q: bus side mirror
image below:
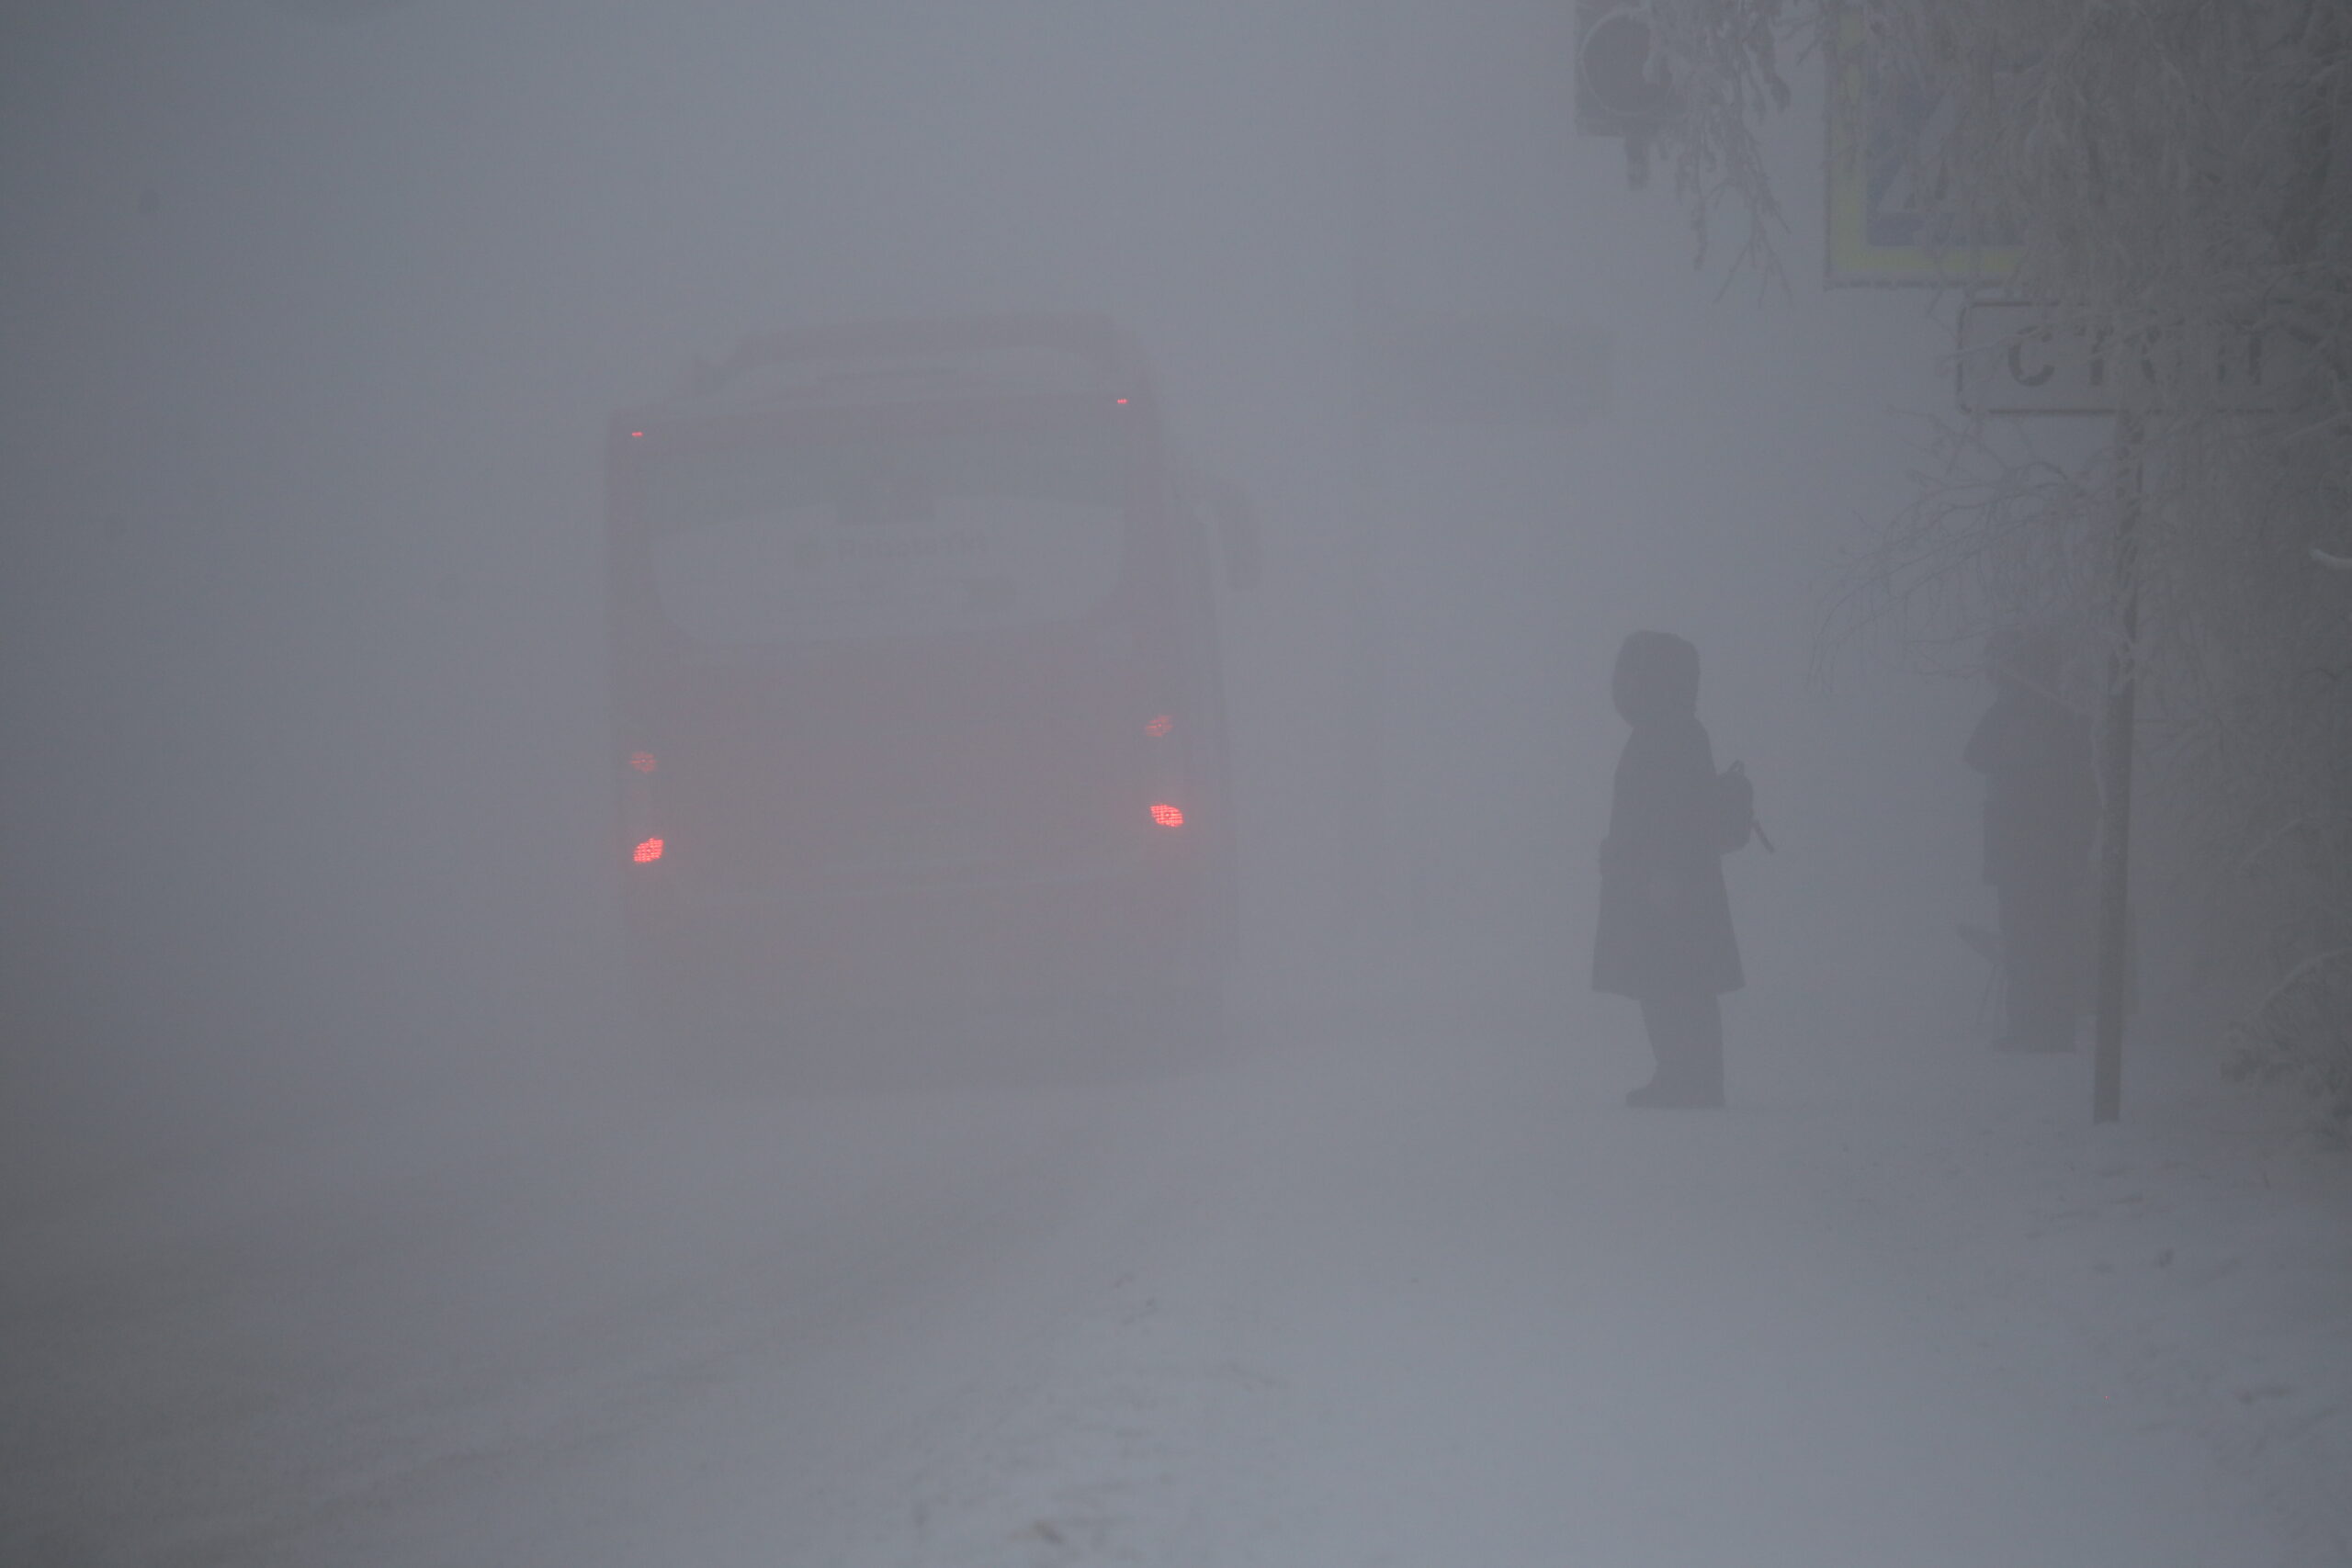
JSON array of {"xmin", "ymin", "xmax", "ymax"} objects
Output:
[{"xmin": 1206, "ymin": 477, "xmax": 1263, "ymax": 593}]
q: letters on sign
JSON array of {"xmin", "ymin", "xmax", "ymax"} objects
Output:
[{"xmin": 1958, "ymin": 303, "xmax": 2309, "ymax": 416}]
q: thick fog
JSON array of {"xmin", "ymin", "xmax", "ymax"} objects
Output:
[
  {"xmin": 2, "ymin": 1, "xmax": 1976, "ymax": 1149},
  {"xmin": 11, "ymin": 6, "xmax": 2327, "ymax": 1565}
]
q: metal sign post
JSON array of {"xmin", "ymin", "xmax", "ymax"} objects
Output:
[
  {"xmin": 2093, "ymin": 417, "xmax": 2143, "ymax": 1123},
  {"xmin": 1959, "ymin": 295, "xmax": 2318, "ymax": 1120},
  {"xmin": 1343, "ymin": 0, "xmax": 1402, "ymax": 989},
  {"xmin": 1958, "ymin": 302, "xmax": 2313, "ymax": 1115},
  {"xmin": 1956, "ymin": 304, "xmax": 2177, "ymax": 1122}
]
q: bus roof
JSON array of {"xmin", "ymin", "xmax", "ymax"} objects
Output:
[{"xmin": 623, "ymin": 314, "xmax": 1148, "ymax": 428}]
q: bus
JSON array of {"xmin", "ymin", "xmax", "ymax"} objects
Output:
[{"xmin": 605, "ymin": 315, "xmax": 1255, "ymax": 1032}]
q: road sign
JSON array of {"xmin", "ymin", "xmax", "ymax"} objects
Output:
[
  {"xmin": 1826, "ymin": 13, "xmax": 2020, "ymax": 287},
  {"xmin": 1958, "ymin": 301, "xmax": 2312, "ymax": 416}
]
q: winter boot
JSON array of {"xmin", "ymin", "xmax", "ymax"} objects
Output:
[
  {"xmin": 1626, "ymin": 1074, "xmax": 1724, "ymax": 1109},
  {"xmin": 1627, "ymin": 996, "xmax": 1725, "ymax": 1109}
]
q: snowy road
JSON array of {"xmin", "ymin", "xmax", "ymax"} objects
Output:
[{"xmin": 6, "ymin": 1013, "xmax": 2344, "ymax": 1566}]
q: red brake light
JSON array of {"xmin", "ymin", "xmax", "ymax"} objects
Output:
[
  {"xmin": 628, "ymin": 750, "xmax": 658, "ymax": 773},
  {"xmin": 1149, "ymin": 803, "xmax": 1184, "ymax": 829},
  {"xmin": 632, "ymin": 837, "xmax": 665, "ymax": 863},
  {"xmin": 1145, "ymin": 714, "xmax": 1174, "ymax": 738}
]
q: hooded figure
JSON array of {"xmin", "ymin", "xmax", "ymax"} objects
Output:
[{"xmin": 1593, "ymin": 631, "xmax": 1742, "ymax": 1106}]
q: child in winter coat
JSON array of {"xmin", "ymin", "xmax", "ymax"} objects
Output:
[{"xmin": 1593, "ymin": 631, "xmax": 1744, "ymax": 1107}]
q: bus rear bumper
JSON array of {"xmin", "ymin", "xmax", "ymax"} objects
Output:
[{"xmin": 626, "ymin": 861, "xmax": 1215, "ymax": 1010}]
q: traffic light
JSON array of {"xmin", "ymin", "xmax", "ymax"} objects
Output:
[
  {"xmin": 1575, "ymin": 2, "xmax": 1679, "ymax": 185},
  {"xmin": 1576, "ymin": 3, "xmax": 1675, "ymax": 132}
]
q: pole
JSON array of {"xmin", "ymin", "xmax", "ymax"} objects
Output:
[
  {"xmin": 2092, "ymin": 413, "xmax": 2142, "ymax": 1122},
  {"xmin": 1340, "ymin": 0, "xmax": 1398, "ymax": 982}
]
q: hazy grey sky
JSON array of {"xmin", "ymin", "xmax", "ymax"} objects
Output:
[{"xmin": 5, "ymin": 1, "xmax": 1993, "ymax": 1157}]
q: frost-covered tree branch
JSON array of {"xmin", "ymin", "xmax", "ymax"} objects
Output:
[{"xmin": 1641, "ymin": 0, "xmax": 2352, "ymax": 1122}]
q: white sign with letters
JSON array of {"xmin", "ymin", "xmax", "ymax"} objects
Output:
[{"xmin": 1958, "ymin": 301, "xmax": 2311, "ymax": 417}]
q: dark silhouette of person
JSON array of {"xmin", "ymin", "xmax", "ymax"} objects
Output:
[
  {"xmin": 1964, "ymin": 626, "xmax": 2098, "ymax": 1053},
  {"xmin": 1594, "ymin": 631, "xmax": 1743, "ymax": 1107}
]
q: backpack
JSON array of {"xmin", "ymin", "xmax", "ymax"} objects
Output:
[{"xmin": 1716, "ymin": 761, "xmax": 1774, "ymax": 853}]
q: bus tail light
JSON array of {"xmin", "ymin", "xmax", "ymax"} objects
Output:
[
  {"xmin": 1149, "ymin": 803, "xmax": 1185, "ymax": 829},
  {"xmin": 632, "ymin": 837, "xmax": 666, "ymax": 863}
]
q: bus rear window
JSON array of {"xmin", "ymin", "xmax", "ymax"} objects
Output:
[{"xmin": 639, "ymin": 422, "xmax": 1127, "ymax": 645}]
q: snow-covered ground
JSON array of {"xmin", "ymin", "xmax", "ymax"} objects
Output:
[{"xmin": 6, "ymin": 1010, "xmax": 2347, "ymax": 1566}]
